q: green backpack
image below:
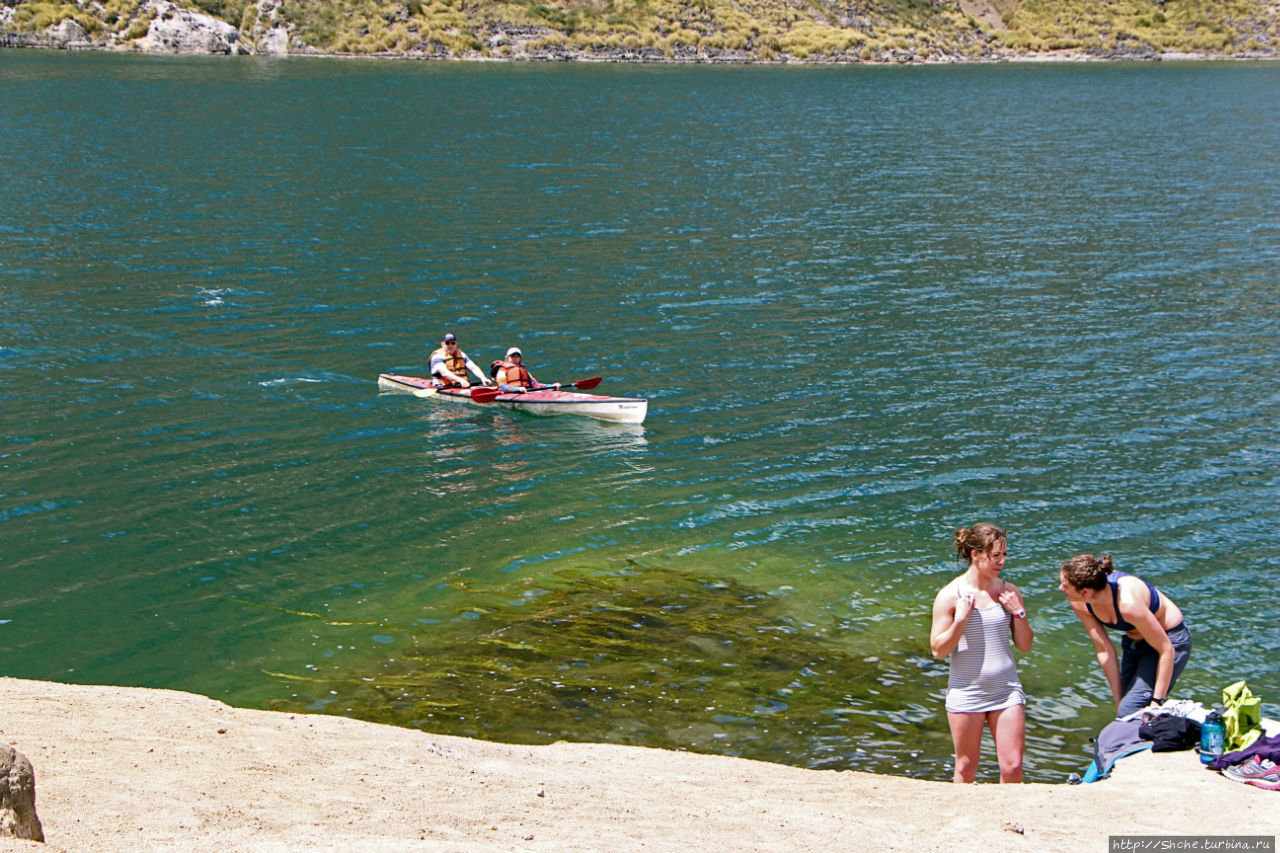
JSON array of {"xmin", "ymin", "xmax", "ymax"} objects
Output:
[{"xmin": 1221, "ymin": 680, "xmax": 1262, "ymax": 752}]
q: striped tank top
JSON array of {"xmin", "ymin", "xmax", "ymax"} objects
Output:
[{"xmin": 945, "ymin": 603, "xmax": 1025, "ymax": 714}]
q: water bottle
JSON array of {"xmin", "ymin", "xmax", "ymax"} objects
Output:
[{"xmin": 1200, "ymin": 710, "xmax": 1225, "ymax": 765}]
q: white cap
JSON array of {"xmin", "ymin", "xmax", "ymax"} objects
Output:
[{"xmin": 506, "ymin": 347, "xmax": 522, "ymax": 358}]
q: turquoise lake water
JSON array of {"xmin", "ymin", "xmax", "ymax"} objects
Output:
[{"xmin": 2, "ymin": 51, "xmax": 1278, "ymax": 782}]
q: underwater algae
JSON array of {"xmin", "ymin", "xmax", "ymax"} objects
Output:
[{"xmin": 266, "ymin": 567, "xmax": 952, "ymax": 776}]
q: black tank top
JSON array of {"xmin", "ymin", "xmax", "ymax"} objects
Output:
[{"xmin": 1086, "ymin": 571, "xmax": 1160, "ymax": 632}]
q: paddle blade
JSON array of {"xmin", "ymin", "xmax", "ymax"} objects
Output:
[
  {"xmin": 412, "ymin": 387, "xmax": 438, "ymax": 398},
  {"xmin": 571, "ymin": 376, "xmax": 602, "ymax": 390},
  {"xmin": 470, "ymin": 387, "xmax": 501, "ymax": 403}
]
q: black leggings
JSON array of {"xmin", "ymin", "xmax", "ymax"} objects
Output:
[{"xmin": 1117, "ymin": 622, "xmax": 1192, "ymax": 717}]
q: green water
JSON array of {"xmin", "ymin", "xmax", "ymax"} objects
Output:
[{"xmin": 2, "ymin": 52, "xmax": 1278, "ymax": 782}]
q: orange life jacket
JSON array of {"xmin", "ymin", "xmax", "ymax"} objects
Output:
[
  {"xmin": 500, "ymin": 359, "xmax": 533, "ymax": 389},
  {"xmin": 430, "ymin": 347, "xmax": 469, "ymax": 386}
]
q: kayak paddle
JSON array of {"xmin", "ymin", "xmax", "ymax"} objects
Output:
[
  {"xmin": 412, "ymin": 385, "xmax": 500, "ymax": 402},
  {"xmin": 511, "ymin": 378, "xmax": 600, "ymax": 392},
  {"xmin": 463, "ymin": 379, "xmax": 598, "ymax": 398}
]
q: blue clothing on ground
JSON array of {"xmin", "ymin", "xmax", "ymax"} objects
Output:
[{"xmin": 1080, "ymin": 718, "xmax": 1153, "ymax": 783}]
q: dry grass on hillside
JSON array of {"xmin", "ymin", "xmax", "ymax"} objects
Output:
[{"xmin": 2, "ymin": 0, "xmax": 1278, "ymax": 59}]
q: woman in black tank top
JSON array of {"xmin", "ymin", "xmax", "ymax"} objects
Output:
[{"xmin": 1059, "ymin": 554, "xmax": 1191, "ymax": 718}]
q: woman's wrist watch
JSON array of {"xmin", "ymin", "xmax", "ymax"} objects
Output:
[{"xmin": 1011, "ymin": 608, "xmax": 1027, "ymax": 619}]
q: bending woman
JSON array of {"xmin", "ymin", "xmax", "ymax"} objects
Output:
[
  {"xmin": 930, "ymin": 524, "xmax": 1034, "ymax": 783},
  {"xmin": 1058, "ymin": 554, "xmax": 1191, "ymax": 718}
]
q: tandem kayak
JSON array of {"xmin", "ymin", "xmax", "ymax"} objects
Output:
[{"xmin": 377, "ymin": 373, "xmax": 648, "ymax": 424}]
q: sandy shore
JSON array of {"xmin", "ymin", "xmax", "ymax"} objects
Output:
[{"xmin": 1, "ymin": 677, "xmax": 1276, "ymax": 851}]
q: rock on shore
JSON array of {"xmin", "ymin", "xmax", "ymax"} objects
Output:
[
  {"xmin": 0, "ymin": 745, "xmax": 43, "ymax": 843},
  {"xmin": 133, "ymin": 0, "xmax": 245, "ymax": 54}
]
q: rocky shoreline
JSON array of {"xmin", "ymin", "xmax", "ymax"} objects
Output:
[
  {"xmin": 3, "ymin": 5, "xmax": 1279, "ymax": 63},
  {"xmin": 2, "ymin": 0, "xmax": 261, "ymax": 55},
  {"xmin": 1, "ymin": 677, "xmax": 1277, "ymax": 851}
]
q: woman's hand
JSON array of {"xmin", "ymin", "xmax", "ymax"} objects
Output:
[
  {"xmin": 999, "ymin": 586, "xmax": 1026, "ymax": 617},
  {"xmin": 930, "ymin": 586, "xmax": 974, "ymax": 659},
  {"xmin": 1001, "ymin": 583, "xmax": 1034, "ymax": 651}
]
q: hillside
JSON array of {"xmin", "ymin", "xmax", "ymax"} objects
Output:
[{"xmin": 2, "ymin": 0, "xmax": 1279, "ymax": 62}]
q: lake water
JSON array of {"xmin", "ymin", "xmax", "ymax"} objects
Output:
[{"xmin": 2, "ymin": 52, "xmax": 1278, "ymax": 783}]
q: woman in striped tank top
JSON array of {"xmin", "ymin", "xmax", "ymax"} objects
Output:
[{"xmin": 930, "ymin": 523, "xmax": 1035, "ymax": 783}]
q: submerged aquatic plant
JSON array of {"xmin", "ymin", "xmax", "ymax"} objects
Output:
[{"xmin": 268, "ymin": 567, "xmax": 950, "ymax": 776}]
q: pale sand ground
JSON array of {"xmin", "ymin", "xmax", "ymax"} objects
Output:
[{"xmin": 1, "ymin": 677, "xmax": 1276, "ymax": 851}]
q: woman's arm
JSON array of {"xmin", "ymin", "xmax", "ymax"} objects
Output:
[
  {"xmin": 1122, "ymin": 592, "xmax": 1176, "ymax": 702},
  {"xmin": 929, "ymin": 584, "xmax": 972, "ymax": 659},
  {"xmin": 1071, "ymin": 602, "xmax": 1123, "ymax": 708},
  {"xmin": 999, "ymin": 582, "xmax": 1033, "ymax": 653}
]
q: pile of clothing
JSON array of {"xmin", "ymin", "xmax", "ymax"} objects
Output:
[
  {"xmin": 1209, "ymin": 682, "xmax": 1279, "ymax": 792},
  {"xmin": 1072, "ymin": 682, "xmax": 1279, "ymax": 786},
  {"xmin": 1074, "ymin": 699, "xmax": 1209, "ymax": 783}
]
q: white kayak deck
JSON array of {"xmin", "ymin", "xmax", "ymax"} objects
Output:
[{"xmin": 377, "ymin": 373, "xmax": 648, "ymax": 424}]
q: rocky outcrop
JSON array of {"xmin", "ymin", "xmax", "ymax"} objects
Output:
[
  {"xmin": 0, "ymin": 744, "xmax": 43, "ymax": 843},
  {"xmin": 50, "ymin": 17, "xmax": 92, "ymax": 47},
  {"xmin": 133, "ymin": 0, "xmax": 247, "ymax": 54},
  {"xmin": 2, "ymin": 10, "xmax": 96, "ymax": 48},
  {"xmin": 244, "ymin": 0, "xmax": 292, "ymax": 54}
]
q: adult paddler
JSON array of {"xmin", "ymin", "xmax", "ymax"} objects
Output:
[
  {"xmin": 429, "ymin": 333, "xmax": 491, "ymax": 389},
  {"xmin": 495, "ymin": 347, "xmax": 560, "ymax": 394}
]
